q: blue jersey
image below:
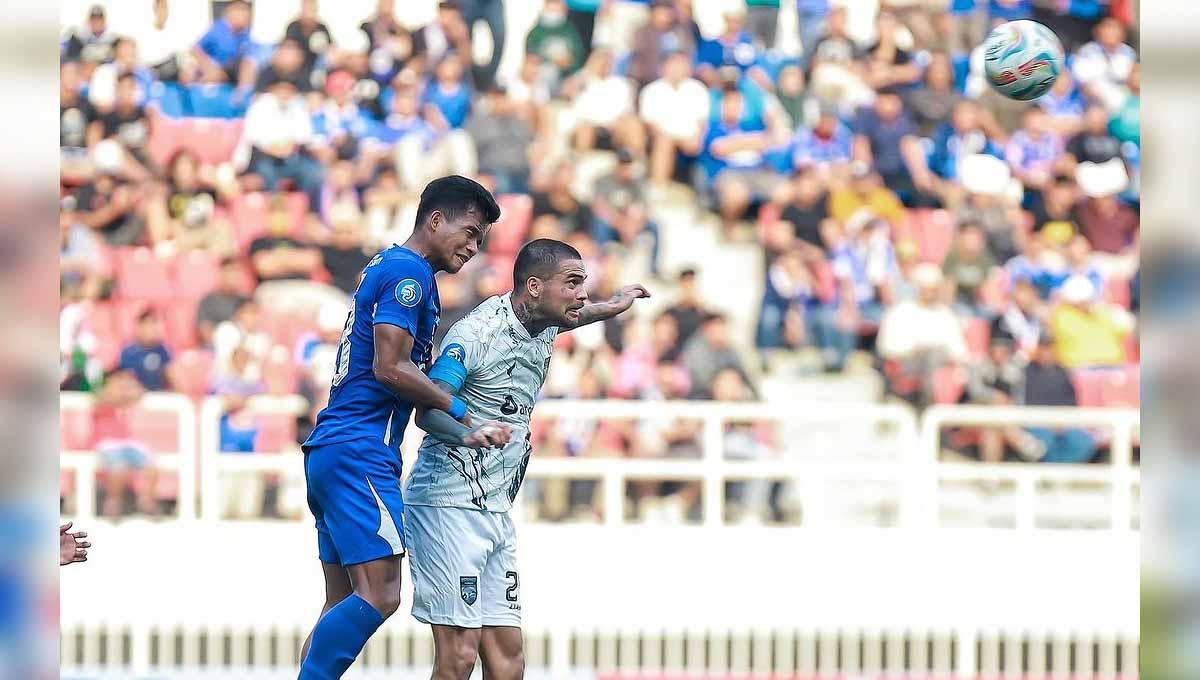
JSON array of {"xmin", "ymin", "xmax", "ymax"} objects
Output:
[{"xmin": 303, "ymin": 246, "xmax": 440, "ymax": 453}]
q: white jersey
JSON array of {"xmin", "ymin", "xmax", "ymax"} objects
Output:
[{"xmin": 404, "ymin": 294, "xmax": 557, "ymax": 512}]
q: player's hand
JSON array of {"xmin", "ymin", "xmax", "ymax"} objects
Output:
[
  {"xmin": 60, "ymin": 522, "xmax": 91, "ymax": 566},
  {"xmin": 463, "ymin": 421, "xmax": 513, "ymax": 449},
  {"xmin": 613, "ymin": 284, "xmax": 651, "ymax": 309}
]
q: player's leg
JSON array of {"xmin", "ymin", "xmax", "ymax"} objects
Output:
[
  {"xmin": 299, "ymin": 442, "xmax": 407, "ymax": 679},
  {"xmin": 479, "ymin": 512, "xmax": 523, "ymax": 679},
  {"xmin": 431, "ymin": 625, "xmax": 483, "ymax": 680},
  {"xmin": 300, "ymin": 562, "xmax": 353, "ymax": 663}
]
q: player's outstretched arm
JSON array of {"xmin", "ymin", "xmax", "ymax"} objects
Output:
[
  {"xmin": 559, "ymin": 284, "xmax": 651, "ymax": 330},
  {"xmin": 415, "ymin": 379, "xmax": 513, "ymax": 449},
  {"xmin": 373, "ymin": 324, "xmax": 465, "ymax": 416}
]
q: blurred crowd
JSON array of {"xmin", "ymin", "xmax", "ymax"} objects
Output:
[{"xmin": 59, "ymin": 0, "xmax": 1138, "ymax": 522}]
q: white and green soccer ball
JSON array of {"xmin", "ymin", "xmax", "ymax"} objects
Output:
[{"xmin": 982, "ymin": 20, "xmax": 1065, "ymax": 101}]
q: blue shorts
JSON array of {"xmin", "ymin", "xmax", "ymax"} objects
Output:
[{"xmin": 304, "ymin": 438, "xmax": 407, "ymax": 567}]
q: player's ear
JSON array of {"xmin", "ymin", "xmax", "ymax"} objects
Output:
[
  {"xmin": 427, "ymin": 210, "xmax": 442, "ymax": 232},
  {"xmin": 526, "ymin": 276, "xmax": 541, "ymax": 299}
]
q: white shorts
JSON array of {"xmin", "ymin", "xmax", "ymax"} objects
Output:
[{"xmin": 402, "ymin": 504, "xmax": 522, "ymax": 628}]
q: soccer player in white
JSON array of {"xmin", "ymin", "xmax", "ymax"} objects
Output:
[{"xmin": 403, "ymin": 238, "xmax": 649, "ymax": 679}]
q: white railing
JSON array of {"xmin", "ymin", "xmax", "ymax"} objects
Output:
[
  {"xmin": 62, "ymin": 395, "xmax": 1140, "ymax": 529},
  {"xmin": 60, "ymin": 392, "xmax": 197, "ymax": 522}
]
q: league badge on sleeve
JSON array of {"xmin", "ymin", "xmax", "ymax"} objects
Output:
[
  {"xmin": 444, "ymin": 343, "xmax": 466, "ymax": 363},
  {"xmin": 396, "ymin": 279, "xmax": 423, "ymax": 307},
  {"xmin": 460, "ymin": 576, "xmax": 479, "ymax": 605}
]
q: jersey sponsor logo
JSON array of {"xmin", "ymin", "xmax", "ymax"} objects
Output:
[
  {"xmin": 460, "ymin": 576, "xmax": 478, "ymax": 605},
  {"xmin": 396, "ymin": 278, "xmax": 423, "ymax": 307},
  {"xmin": 500, "ymin": 395, "xmax": 533, "ymax": 417},
  {"xmin": 443, "ymin": 343, "xmax": 466, "ymax": 363}
]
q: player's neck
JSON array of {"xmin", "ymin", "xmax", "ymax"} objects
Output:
[
  {"xmin": 510, "ymin": 293, "xmax": 553, "ymax": 337},
  {"xmin": 400, "ymin": 233, "xmax": 440, "ymax": 271}
]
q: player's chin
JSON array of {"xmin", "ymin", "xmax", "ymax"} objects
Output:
[
  {"xmin": 561, "ymin": 308, "xmax": 582, "ymax": 324},
  {"xmin": 446, "ymin": 254, "xmax": 469, "ymax": 273}
]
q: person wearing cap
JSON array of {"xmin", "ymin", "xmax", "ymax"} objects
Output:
[
  {"xmin": 591, "ymin": 150, "xmax": 661, "ymax": 274},
  {"xmin": 193, "ymin": 0, "xmax": 257, "ymax": 88},
  {"xmin": 1074, "ymin": 158, "xmax": 1138, "ymax": 263},
  {"xmin": 238, "ymin": 74, "xmax": 326, "ymax": 211},
  {"xmin": 63, "ymin": 5, "xmax": 117, "ymax": 65},
  {"xmin": 629, "ymin": 0, "xmax": 696, "ymax": 87},
  {"xmin": 1048, "ymin": 274, "xmax": 1134, "ymax": 369},
  {"xmin": 877, "ymin": 262, "xmax": 969, "ymax": 407},
  {"xmin": 639, "ymin": 49, "xmax": 708, "ymax": 185}
]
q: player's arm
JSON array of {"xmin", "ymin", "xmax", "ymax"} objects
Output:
[
  {"xmin": 373, "ymin": 324, "xmax": 468, "ymax": 418},
  {"xmin": 414, "ymin": 346, "xmax": 511, "ymax": 448},
  {"xmin": 558, "ymin": 284, "xmax": 651, "ymax": 331}
]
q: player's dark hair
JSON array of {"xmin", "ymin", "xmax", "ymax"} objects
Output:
[
  {"xmin": 415, "ymin": 175, "xmax": 501, "ymax": 231},
  {"xmin": 512, "ymin": 239, "xmax": 583, "ymax": 289}
]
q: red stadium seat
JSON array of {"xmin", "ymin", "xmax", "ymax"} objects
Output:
[
  {"xmin": 147, "ymin": 116, "xmax": 245, "ymax": 168},
  {"xmin": 487, "ymin": 194, "xmax": 534, "ymax": 256},
  {"xmin": 127, "ymin": 407, "xmax": 181, "ymax": 453},
  {"xmin": 160, "ymin": 299, "xmax": 200, "ymax": 352},
  {"xmin": 1071, "ymin": 369, "xmax": 1109, "ymax": 408},
  {"xmin": 932, "ymin": 365, "xmax": 967, "ymax": 404},
  {"xmin": 168, "ymin": 349, "xmax": 214, "ymax": 398},
  {"xmin": 909, "ymin": 209, "xmax": 955, "ymax": 265},
  {"xmin": 964, "ymin": 317, "xmax": 991, "ymax": 360},
  {"xmin": 170, "ymin": 250, "xmax": 221, "ymax": 301},
  {"xmin": 61, "ymin": 408, "xmax": 93, "ymax": 451},
  {"xmin": 114, "ymin": 247, "xmax": 173, "ymax": 304},
  {"xmin": 231, "ymin": 192, "xmax": 308, "ymax": 252},
  {"xmin": 1104, "ymin": 276, "xmax": 1131, "ymax": 310},
  {"xmin": 262, "ymin": 349, "xmax": 299, "ymax": 395},
  {"xmin": 255, "ymin": 412, "xmax": 298, "ymax": 452},
  {"xmin": 1100, "ymin": 365, "xmax": 1140, "ymax": 407},
  {"xmin": 90, "ymin": 300, "xmax": 148, "ymax": 368}
]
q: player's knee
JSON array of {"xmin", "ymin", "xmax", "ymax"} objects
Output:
[
  {"xmin": 361, "ymin": 586, "xmax": 402, "ymax": 619},
  {"xmin": 440, "ymin": 636, "xmax": 480, "ymax": 677}
]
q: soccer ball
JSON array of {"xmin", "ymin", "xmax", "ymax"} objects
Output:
[{"xmin": 981, "ymin": 20, "xmax": 1064, "ymax": 101}]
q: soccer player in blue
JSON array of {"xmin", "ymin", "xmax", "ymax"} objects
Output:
[{"xmin": 298, "ymin": 175, "xmax": 512, "ymax": 680}]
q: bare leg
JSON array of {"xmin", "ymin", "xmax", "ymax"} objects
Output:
[
  {"xmin": 432, "ymin": 624, "xmax": 483, "ymax": 680},
  {"xmin": 300, "ymin": 562, "xmax": 354, "ymax": 663},
  {"xmin": 480, "ymin": 626, "xmax": 524, "ymax": 680},
  {"xmin": 573, "ymin": 122, "xmax": 597, "ymax": 153},
  {"xmin": 649, "ymin": 133, "xmax": 675, "ymax": 185}
]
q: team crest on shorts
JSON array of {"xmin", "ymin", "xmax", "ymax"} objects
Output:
[{"xmin": 460, "ymin": 576, "xmax": 479, "ymax": 605}]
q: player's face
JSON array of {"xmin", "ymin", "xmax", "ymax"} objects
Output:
[
  {"xmin": 434, "ymin": 207, "xmax": 489, "ymax": 273},
  {"xmin": 542, "ymin": 259, "xmax": 589, "ymax": 324}
]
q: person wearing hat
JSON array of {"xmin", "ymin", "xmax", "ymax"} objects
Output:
[
  {"xmin": 239, "ymin": 73, "xmax": 326, "ymax": 211},
  {"xmin": 877, "ymin": 262, "xmax": 969, "ymax": 407},
  {"xmin": 63, "ymin": 5, "xmax": 117, "ymax": 65},
  {"xmin": 638, "ymin": 49, "xmax": 708, "ymax": 185},
  {"xmin": 1048, "ymin": 274, "xmax": 1135, "ymax": 369},
  {"xmin": 1074, "ymin": 158, "xmax": 1138, "ymax": 277}
]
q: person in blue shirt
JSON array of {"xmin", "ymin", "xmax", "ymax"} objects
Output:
[
  {"xmin": 297, "ymin": 176, "xmax": 511, "ymax": 680},
  {"xmin": 193, "ymin": 0, "xmax": 257, "ymax": 88},
  {"xmin": 695, "ymin": 10, "xmax": 765, "ymax": 86},
  {"xmin": 783, "ymin": 107, "xmax": 853, "ymax": 174},
  {"xmin": 423, "ymin": 53, "xmax": 473, "ymax": 129},
  {"xmin": 988, "ymin": 0, "xmax": 1032, "ymax": 21},
  {"xmin": 701, "ymin": 87, "xmax": 786, "ymax": 237},
  {"xmin": 117, "ymin": 310, "xmax": 171, "ymax": 392},
  {"xmin": 928, "ymin": 100, "xmax": 1004, "ymax": 183}
]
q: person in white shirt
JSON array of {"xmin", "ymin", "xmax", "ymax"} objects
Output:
[
  {"xmin": 877, "ymin": 263, "xmax": 969, "ymax": 407},
  {"xmin": 237, "ymin": 75, "xmax": 325, "ymax": 210},
  {"xmin": 639, "ymin": 50, "xmax": 709, "ymax": 185},
  {"xmin": 140, "ymin": 0, "xmax": 184, "ymax": 80},
  {"xmin": 565, "ymin": 46, "xmax": 646, "ymax": 155},
  {"xmin": 1071, "ymin": 17, "xmax": 1138, "ymax": 112}
]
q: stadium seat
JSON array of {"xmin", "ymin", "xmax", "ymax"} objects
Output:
[
  {"xmin": 114, "ymin": 247, "xmax": 173, "ymax": 304},
  {"xmin": 487, "ymin": 194, "xmax": 534, "ymax": 256},
  {"xmin": 90, "ymin": 299, "xmax": 149, "ymax": 369},
  {"xmin": 127, "ymin": 407, "xmax": 181, "ymax": 453},
  {"xmin": 146, "ymin": 80, "xmax": 188, "ymax": 117},
  {"xmin": 932, "ymin": 365, "xmax": 967, "ymax": 404},
  {"xmin": 232, "ymin": 192, "xmax": 308, "ymax": 252},
  {"xmin": 178, "ymin": 118, "xmax": 245, "ymax": 165},
  {"xmin": 60, "ymin": 408, "xmax": 93, "ymax": 451},
  {"xmin": 964, "ymin": 317, "xmax": 991, "ymax": 360},
  {"xmin": 1099, "ymin": 365, "xmax": 1140, "ymax": 407},
  {"xmin": 184, "ymin": 84, "xmax": 244, "ymax": 119},
  {"xmin": 160, "ymin": 299, "xmax": 200, "ymax": 352},
  {"xmin": 167, "ymin": 349, "xmax": 214, "ymax": 399},
  {"xmin": 254, "ymin": 412, "xmax": 299, "ymax": 453},
  {"xmin": 1105, "ymin": 276, "xmax": 1132, "ymax": 310},
  {"xmin": 909, "ymin": 209, "xmax": 955, "ymax": 265},
  {"xmin": 170, "ymin": 250, "xmax": 222, "ymax": 301},
  {"xmin": 1071, "ymin": 369, "xmax": 1110, "ymax": 407},
  {"xmin": 262, "ymin": 347, "xmax": 299, "ymax": 395}
]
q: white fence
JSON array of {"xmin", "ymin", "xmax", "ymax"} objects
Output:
[{"xmin": 59, "ymin": 395, "xmax": 1140, "ymax": 529}]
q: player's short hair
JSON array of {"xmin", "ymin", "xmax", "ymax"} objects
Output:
[
  {"xmin": 513, "ymin": 239, "xmax": 583, "ymax": 289},
  {"xmin": 415, "ymin": 175, "xmax": 501, "ymax": 231}
]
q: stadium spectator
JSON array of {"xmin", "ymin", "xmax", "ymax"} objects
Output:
[
  {"xmin": 507, "ymin": 53, "xmax": 553, "ymax": 110},
  {"xmin": 774, "ymin": 64, "xmax": 813, "ymax": 129},
  {"xmin": 60, "ymin": 62, "xmax": 96, "ymax": 160},
  {"xmin": 756, "ymin": 246, "xmax": 817, "ymax": 351},
  {"xmin": 784, "ymin": 106, "xmax": 854, "ymax": 178},
  {"xmin": 310, "ymin": 70, "xmax": 373, "ymax": 165},
  {"xmin": 255, "ymin": 37, "xmax": 314, "ymax": 94},
  {"xmin": 531, "ymin": 160, "xmax": 593, "ymax": 234},
  {"xmin": 418, "ymin": 1, "xmax": 473, "ymax": 69},
  {"xmin": 88, "ymin": 37, "xmax": 155, "ymax": 110},
  {"xmin": 629, "ymin": 1, "xmax": 697, "ymax": 87},
  {"xmin": 695, "ymin": 8, "xmax": 765, "ymax": 87},
  {"xmin": 91, "ymin": 368, "xmax": 157, "ymax": 517},
  {"xmin": 703, "ymin": 86, "xmax": 784, "ymax": 237},
  {"xmin": 192, "ymin": 0, "xmax": 257, "ymax": 88},
  {"xmin": 744, "ymin": 0, "xmax": 781, "ymax": 49},
  {"xmin": 807, "ymin": 6, "xmax": 872, "ymax": 111},
  {"xmin": 796, "ymin": 0, "xmax": 832, "ymax": 67},
  {"xmin": 1110, "ymin": 62, "xmax": 1139, "ymax": 146},
  {"xmin": 1048, "ymin": 275, "xmax": 1134, "ymax": 369},
  {"xmin": 1030, "ymin": 176, "xmax": 1080, "ymax": 245},
  {"xmin": 1020, "ymin": 333, "xmax": 1097, "ymax": 463},
  {"xmin": 829, "ymin": 163, "xmax": 906, "ymax": 231},
  {"xmin": 73, "ymin": 162, "xmax": 148, "ymax": 247},
  {"xmin": 62, "ymin": 4, "xmax": 117, "ymax": 65},
  {"xmin": 526, "ymin": 0, "xmax": 587, "ymax": 86},
  {"xmin": 423, "ymin": 52, "xmax": 474, "ymax": 129},
  {"xmin": 211, "ymin": 344, "xmax": 266, "ymax": 398},
  {"xmin": 89, "ymin": 74, "xmax": 155, "ymax": 181},
  {"xmin": 146, "ymin": 151, "xmax": 233, "ymax": 254},
  {"xmin": 319, "ymin": 210, "xmax": 373, "ymax": 295},
  {"xmin": 681, "ymin": 312, "xmax": 753, "ymax": 399},
  {"xmin": 373, "ymin": 83, "xmax": 476, "ymax": 193},
  {"xmin": 852, "ymin": 88, "xmax": 936, "ymax": 206},
  {"xmin": 927, "ymin": 100, "xmax": 1003, "ymax": 188},
  {"xmin": 198, "ymin": 258, "xmax": 251, "ymax": 349},
  {"xmin": 118, "ymin": 310, "xmax": 172, "ymax": 392},
  {"xmin": 1071, "ymin": 17, "xmax": 1138, "ymax": 112},
  {"xmin": 942, "ymin": 221, "xmax": 999, "ymax": 313},
  {"xmin": 665, "ymin": 268, "xmax": 708, "ymax": 353},
  {"xmin": 284, "ymin": 0, "xmax": 335, "ymax": 77},
  {"xmin": 1039, "ymin": 71, "xmax": 1088, "ymax": 137},
  {"xmin": 239, "ymin": 75, "xmax": 325, "ymax": 210},
  {"xmin": 962, "ymin": 333, "xmax": 1044, "ymax": 462},
  {"xmin": 1005, "ymin": 107, "xmax": 1063, "ymax": 192},
  {"xmin": 591, "ymin": 149, "xmax": 661, "ymax": 274},
  {"xmin": 1074, "ymin": 159, "xmax": 1138, "ymax": 261},
  {"xmin": 1066, "ymin": 104, "xmax": 1122, "ymax": 165},
  {"xmin": 906, "ymin": 52, "xmax": 962, "ymax": 137},
  {"xmin": 465, "ymin": 84, "xmax": 535, "ymax": 195},
  {"xmin": 638, "ymin": 50, "xmax": 708, "ymax": 186},
  {"xmin": 318, "ymin": 160, "xmax": 363, "ymax": 232},
  {"xmin": 213, "ymin": 300, "xmax": 272, "ymax": 374},
  {"xmin": 778, "ymin": 169, "xmax": 832, "ymax": 254},
  {"xmin": 877, "ymin": 263, "xmax": 968, "ymax": 406},
  {"xmin": 140, "ymin": 0, "xmax": 186, "ymax": 81},
  {"xmin": 566, "ymin": 47, "xmax": 644, "ymax": 155},
  {"xmin": 459, "ymin": 0, "xmax": 507, "ymax": 88},
  {"xmin": 248, "ymin": 203, "xmax": 321, "ymax": 281},
  {"xmin": 863, "ymin": 11, "xmax": 923, "ymax": 91},
  {"xmin": 59, "ymin": 196, "xmax": 106, "ymax": 291}
]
